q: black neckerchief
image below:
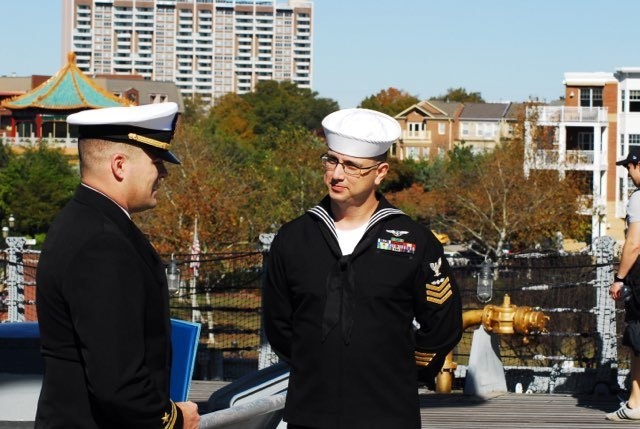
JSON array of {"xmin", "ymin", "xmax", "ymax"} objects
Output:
[{"xmin": 307, "ymin": 194, "xmax": 405, "ymax": 344}]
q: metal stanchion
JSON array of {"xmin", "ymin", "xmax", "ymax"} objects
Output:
[{"xmin": 5, "ymin": 236, "xmax": 26, "ymax": 322}]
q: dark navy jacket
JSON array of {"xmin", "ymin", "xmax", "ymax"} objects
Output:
[
  {"xmin": 35, "ymin": 185, "xmax": 182, "ymax": 428},
  {"xmin": 264, "ymin": 195, "xmax": 462, "ymax": 429}
]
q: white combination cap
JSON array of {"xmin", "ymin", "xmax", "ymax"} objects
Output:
[
  {"xmin": 67, "ymin": 102, "xmax": 181, "ymax": 164},
  {"xmin": 321, "ymin": 108, "xmax": 401, "ymax": 158}
]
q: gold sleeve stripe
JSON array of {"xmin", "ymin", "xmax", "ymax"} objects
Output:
[
  {"xmin": 415, "ymin": 351, "xmax": 436, "ymax": 367},
  {"xmin": 163, "ymin": 401, "xmax": 178, "ymax": 429},
  {"xmin": 426, "ymin": 277, "xmax": 450, "ymax": 292},
  {"xmin": 427, "ymin": 289, "xmax": 452, "ymax": 304}
]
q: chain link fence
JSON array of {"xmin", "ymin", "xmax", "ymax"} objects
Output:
[{"xmin": 1, "ymin": 238, "xmax": 630, "ymax": 392}]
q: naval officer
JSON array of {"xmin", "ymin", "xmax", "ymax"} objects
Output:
[{"xmin": 35, "ymin": 102, "xmax": 199, "ymax": 428}]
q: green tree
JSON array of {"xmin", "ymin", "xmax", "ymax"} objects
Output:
[
  {"xmin": 181, "ymin": 94, "xmax": 209, "ymax": 124},
  {"xmin": 140, "ymin": 84, "xmax": 338, "ymax": 254},
  {"xmin": 381, "ymin": 158, "xmax": 445, "ymax": 193},
  {"xmin": 207, "ymin": 92, "xmax": 256, "ymax": 144},
  {"xmin": 433, "ymin": 87, "xmax": 485, "ymax": 103},
  {"xmin": 0, "ymin": 143, "xmax": 78, "ymax": 238},
  {"xmin": 359, "ymin": 87, "xmax": 419, "ymax": 116},
  {"xmin": 0, "ymin": 142, "xmax": 10, "ymax": 169},
  {"xmin": 249, "ymin": 126, "xmax": 327, "ymax": 228},
  {"xmin": 242, "ymin": 80, "xmax": 338, "ymax": 134},
  {"xmin": 137, "ymin": 122, "xmax": 327, "ymax": 254}
]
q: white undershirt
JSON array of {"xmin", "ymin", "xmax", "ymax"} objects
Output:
[{"xmin": 335, "ymin": 223, "xmax": 368, "ymax": 255}]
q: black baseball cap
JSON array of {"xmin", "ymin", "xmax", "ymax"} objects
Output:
[{"xmin": 616, "ymin": 147, "xmax": 640, "ymax": 166}]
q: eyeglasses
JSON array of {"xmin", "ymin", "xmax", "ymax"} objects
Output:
[{"xmin": 320, "ymin": 154, "xmax": 382, "ymax": 177}]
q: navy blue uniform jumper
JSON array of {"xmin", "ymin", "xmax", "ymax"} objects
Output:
[{"xmin": 264, "ymin": 195, "xmax": 463, "ymax": 429}]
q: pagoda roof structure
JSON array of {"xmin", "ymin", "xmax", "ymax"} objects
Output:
[{"xmin": 1, "ymin": 52, "xmax": 130, "ymax": 112}]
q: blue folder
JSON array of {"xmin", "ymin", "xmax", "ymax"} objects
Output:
[{"xmin": 170, "ymin": 318, "xmax": 201, "ymax": 402}]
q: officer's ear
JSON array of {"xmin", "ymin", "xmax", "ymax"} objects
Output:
[{"xmin": 111, "ymin": 152, "xmax": 128, "ymax": 182}]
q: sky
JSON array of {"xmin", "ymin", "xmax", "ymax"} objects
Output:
[{"xmin": 4, "ymin": 1, "xmax": 640, "ymax": 108}]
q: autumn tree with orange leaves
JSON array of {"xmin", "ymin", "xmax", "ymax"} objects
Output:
[
  {"xmin": 135, "ymin": 117, "xmax": 252, "ymax": 254},
  {"xmin": 359, "ymin": 87, "xmax": 419, "ymax": 116},
  {"xmin": 382, "ymin": 101, "xmax": 589, "ymax": 260},
  {"xmin": 134, "ymin": 86, "xmax": 587, "ymax": 262},
  {"xmin": 428, "ymin": 140, "xmax": 587, "ymax": 260},
  {"xmin": 135, "ymin": 91, "xmax": 329, "ymax": 256}
]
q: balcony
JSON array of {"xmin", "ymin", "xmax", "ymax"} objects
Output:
[
  {"xmin": 402, "ymin": 130, "xmax": 431, "ymax": 142},
  {"xmin": 528, "ymin": 149, "xmax": 606, "ymax": 171},
  {"xmin": 531, "ymin": 106, "xmax": 608, "ymax": 125}
]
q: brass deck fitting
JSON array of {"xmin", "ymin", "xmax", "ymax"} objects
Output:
[{"xmin": 433, "ymin": 294, "xmax": 549, "ymax": 393}]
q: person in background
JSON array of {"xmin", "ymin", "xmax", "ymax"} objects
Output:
[
  {"xmin": 264, "ymin": 108, "xmax": 463, "ymax": 429},
  {"xmin": 35, "ymin": 102, "xmax": 199, "ymax": 428},
  {"xmin": 608, "ymin": 147, "xmax": 640, "ymax": 421}
]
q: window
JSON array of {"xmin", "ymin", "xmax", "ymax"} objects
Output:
[
  {"xmin": 461, "ymin": 122, "xmax": 469, "ymax": 136},
  {"xmin": 407, "ymin": 122, "xmax": 424, "ymax": 138},
  {"xmin": 150, "ymin": 94, "xmax": 168, "ymax": 103},
  {"xmin": 476, "ymin": 122, "xmax": 496, "ymax": 138},
  {"xmin": 577, "ymin": 132, "xmax": 594, "ymax": 150},
  {"xmin": 406, "ymin": 147, "xmax": 420, "ymax": 160},
  {"xmin": 622, "ymin": 90, "xmax": 626, "ymax": 113},
  {"xmin": 629, "ymin": 134, "xmax": 640, "ymax": 149},
  {"xmin": 579, "ymin": 87, "xmax": 603, "ymax": 107},
  {"xmin": 438, "ymin": 123, "xmax": 446, "ymax": 135},
  {"xmin": 630, "ymin": 90, "xmax": 640, "ymax": 112}
]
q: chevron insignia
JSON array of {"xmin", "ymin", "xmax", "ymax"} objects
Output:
[
  {"xmin": 415, "ymin": 351, "xmax": 436, "ymax": 367},
  {"xmin": 426, "ymin": 276, "xmax": 452, "ymax": 304}
]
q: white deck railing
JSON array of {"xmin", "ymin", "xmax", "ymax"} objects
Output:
[
  {"xmin": 402, "ymin": 130, "xmax": 431, "ymax": 141},
  {"xmin": 530, "ymin": 149, "xmax": 604, "ymax": 170},
  {"xmin": 1, "ymin": 135, "xmax": 78, "ymax": 153},
  {"xmin": 530, "ymin": 106, "xmax": 608, "ymax": 124}
]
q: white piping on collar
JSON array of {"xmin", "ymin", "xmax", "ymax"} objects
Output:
[{"xmin": 308, "ymin": 205, "xmax": 404, "ymax": 242}]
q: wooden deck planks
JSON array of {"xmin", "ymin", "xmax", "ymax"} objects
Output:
[
  {"xmin": 190, "ymin": 381, "xmax": 626, "ymax": 428},
  {"xmin": 419, "ymin": 393, "xmax": 624, "ymax": 428},
  {"xmin": 189, "ymin": 379, "xmax": 230, "ymax": 405}
]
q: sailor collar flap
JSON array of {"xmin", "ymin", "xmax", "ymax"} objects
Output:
[
  {"xmin": 307, "ymin": 195, "xmax": 407, "ymax": 344},
  {"xmin": 307, "ymin": 195, "xmax": 405, "ymax": 246}
]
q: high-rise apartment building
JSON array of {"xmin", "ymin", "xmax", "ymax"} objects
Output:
[{"xmin": 61, "ymin": 0, "xmax": 313, "ymax": 104}]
